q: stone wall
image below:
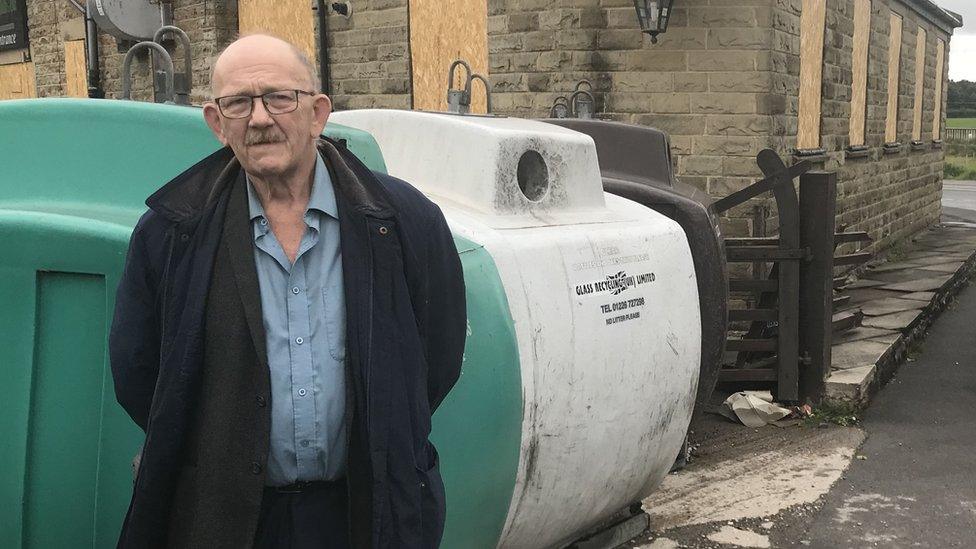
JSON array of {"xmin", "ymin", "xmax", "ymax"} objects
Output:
[
  {"xmin": 800, "ymin": 0, "xmax": 950, "ymax": 253},
  {"xmin": 324, "ymin": 0, "xmax": 412, "ymax": 110},
  {"xmin": 20, "ymin": 0, "xmax": 411, "ymax": 108},
  {"xmin": 24, "ymin": 0, "xmax": 90, "ymax": 98}
]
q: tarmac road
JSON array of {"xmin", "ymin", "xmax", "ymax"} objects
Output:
[
  {"xmin": 787, "ymin": 281, "xmax": 976, "ymax": 547},
  {"xmin": 943, "ymin": 180, "xmax": 976, "ymax": 224},
  {"xmin": 779, "ymin": 180, "xmax": 976, "ymax": 547}
]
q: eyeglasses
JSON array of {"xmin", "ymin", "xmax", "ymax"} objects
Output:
[{"xmin": 213, "ymin": 89, "xmax": 315, "ymax": 119}]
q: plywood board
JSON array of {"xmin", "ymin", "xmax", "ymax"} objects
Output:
[
  {"xmin": 0, "ymin": 62, "xmax": 36, "ymax": 100},
  {"xmin": 238, "ymin": 0, "xmax": 316, "ymax": 69},
  {"xmin": 409, "ymin": 0, "xmax": 488, "ymax": 114},
  {"xmin": 849, "ymin": 0, "xmax": 871, "ymax": 147},
  {"xmin": 64, "ymin": 39, "xmax": 87, "ymax": 98},
  {"xmin": 885, "ymin": 12, "xmax": 903, "ymax": 144},
  {"xmin": 796, "ymin": 0, "xmax": 827, "ymax": 150},
  {"xmin": 912, "ymin": 27, "xmax": 926, "ymax": 141},
  {"xmin": 933, "ymin": 39, "xmax": 945, "ymax": 141}
]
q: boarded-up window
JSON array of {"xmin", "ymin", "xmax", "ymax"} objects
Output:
[
  {"xmin": 238, "ymin": 0, "xmax": 317, "ymax": 73},
  {"xmin": 64, "ymin": 39, "xmax": 87, "ymax": 98},
  {"xmin": 911, "ymin": 27, "xmax": 926, "ymax": 142},
  {"xmin": 797, "ymin": 0, "xmax": 827, "ymax": 150},
  {"xmin": 933, "ymin": 38, "xmax": 945, "ymax": 141},
  {"xmin": 884, "ymin": 12, "xmax": 903, "ymax": 144},
  {"xmin": 0, "ymin": 62, "xmax": 36, "ymax": 100},
  {"xmin": 849, "ymin": 0, "xmax": 871, "ymax": 147},
  {"xmin": 409, "ymin": 0, "xmax": 488, "ymax": 113}
]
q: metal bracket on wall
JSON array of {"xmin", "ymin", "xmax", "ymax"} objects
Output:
[
  {"xmin": 329, "ymin": 2, "xmax": 352, "ymax": 17},
  {"xmin": 152, "ymin": 26, "xmax": 192, "ymax": 105},
  {"xmin": 469, "ymin": 73, "xmax": 492, "ymax": 114},
  {"xmin": 549, "ymin": 81, "xmax": 598, "ymax": 119},
  {"xmin": 570, "ymin": 80, "xmax": 594, "ymax": 119},
  {"xmin": 444, "ymin": 60, "xmax": 494, "ymax": 115},
  {"xmin": 446, "ymin": 59, "xmax": 472, "ymax": 114},
  {"xmin": 121, "ymin": 41, "xmax": 175, "ymax": 104},
  {"xmin": 549, "ymin": 96, "xmax": 570, "ymax": 118}
]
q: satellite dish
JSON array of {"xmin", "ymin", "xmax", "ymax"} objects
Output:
[{"xmin": 89, "ymin": 0, "xmax": 165, "ymax": 42}]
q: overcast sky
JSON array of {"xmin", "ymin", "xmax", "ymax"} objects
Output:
[{"xmin": 939, "ymin": 0, "xmax": 975, "ymax": 81}]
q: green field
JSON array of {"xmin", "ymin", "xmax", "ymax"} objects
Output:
[
  {"xmin": 947, "ymin": 118, "xmax": 976, "ymax": 128},
  {"xmin": 946, "ymin": 155, "xmax": 976, "ymax": 180}
]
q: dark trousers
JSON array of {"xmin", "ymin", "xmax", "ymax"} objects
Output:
[{"xmin": 253, "ymin": 480, "xmax": 350, "ymax": 549}]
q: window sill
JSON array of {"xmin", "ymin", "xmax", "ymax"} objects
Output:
[
  {"xmin": 932, "ymin": 139, "xmax": 943, "ymax": 149},
  {"xmin": 910, "ymin": 140, "xmax": 927, "ymax": 151},
  {"xmin": 883, "ymin": 142, "xmax": 902, "ymax": 155},
  {"xmin": 845, "ymin": 145, "xmax": 870, "ymax": 159},
  {"xmin": 793, "ymin": 148, "xmax": 828, "ymax": 163}
]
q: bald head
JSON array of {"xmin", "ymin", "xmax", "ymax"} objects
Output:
[
  {"xmin": 211, "ymin": 34, "xmax": 319, "ymax": 97},
  {"xmin": 202, "ymin": 33, "xmax": 333, "ymax": 184}
]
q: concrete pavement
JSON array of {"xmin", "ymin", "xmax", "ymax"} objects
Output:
[
  {"xmin": 787, "ymin": 280, "xmax": 976, "ymax": 548},
  {"xmin": 825, "ymin": 225, "xmax": 976, "ymax": 404}
]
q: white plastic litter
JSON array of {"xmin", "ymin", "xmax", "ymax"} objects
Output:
[{"xmin": 719, "ymin": 391, "xmax": 792, "ymax": 427}]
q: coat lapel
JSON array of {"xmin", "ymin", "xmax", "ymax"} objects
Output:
[
  {"xmin": 222, "ymin": 171, "xmax": 269, "ymax": 367},
  {"xmin": 321, "ymin": 139, "xmax": 396, "ymax": 394}
]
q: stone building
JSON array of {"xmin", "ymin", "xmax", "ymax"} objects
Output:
[{"xmin": 0, "ymin": 0, "xmax": 962, "ymax": 251}]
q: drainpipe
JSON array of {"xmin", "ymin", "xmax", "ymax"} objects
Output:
[
  {"xmin": 315, "ymin": 3, "xmax": 350, "ymax": 95},
  {"xmin": 316, "ymin": 0, "xmax": 331, "ymax": 94},
  {"xmin": 68, "ymin": 0, "xmax": 105, "ymax": 99}
]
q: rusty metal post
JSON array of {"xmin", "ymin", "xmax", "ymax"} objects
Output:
[{"xmin": 797, "ymin": 171, "xmax": 837, "ymax": 403}]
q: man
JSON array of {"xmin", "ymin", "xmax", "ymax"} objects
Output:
[{"xmin": 109, "ymin": 34, "xmax": 466, "ymax": 548}]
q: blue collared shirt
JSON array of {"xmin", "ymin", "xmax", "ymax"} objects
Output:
[{"xmin": 246, "ymin": 154, "xmax": 347, "ymax": 485}]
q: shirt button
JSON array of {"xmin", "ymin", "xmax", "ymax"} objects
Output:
[
  {"xmin": 301, "ymin": 440, "xmax": 310, "ymax": 447},
  {"xmin": 298, "ymin": 388, "xmax": 307, "ymax": 397},
  {"xmin": 296, "ymin": 337, "xmax": 304, "ymax": 345},
  {"xmin": 292, "ymin": 286, "xmax": 301, "ymax": 294},
  {"xmin": 260, "ymin": 218, "xmax": 268, "ymax": 226},
  {"xmin": 256, "ymin": 395, "xmax": 267, "ymax": 407},
  {"xmin": 251, "ymin": 462, "xmax": 262, "ymax": 475}
]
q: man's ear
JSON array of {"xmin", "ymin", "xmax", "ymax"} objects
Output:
[
  {"xmin": 310, "ymin": 94, "xmax": 332, "ymax": 138},
  {"xmin": 203, "ymin": 103, "xmax": 229, "ymax": 145}
]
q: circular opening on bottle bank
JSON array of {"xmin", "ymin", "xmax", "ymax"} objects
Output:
[{"xmin": 516, "ymin": 150, "xmax": 549, "ymax": 203}]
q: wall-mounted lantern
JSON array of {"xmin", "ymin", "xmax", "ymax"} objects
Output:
[{"xmin": 633, "ymin": 0, "xmax": 675, "ymax": 44}]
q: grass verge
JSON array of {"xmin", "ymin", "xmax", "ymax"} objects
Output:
[
  {"xmin": 948, "ymin": 118, "xmax": 976, "ymax": 128},
  {"xmin": 946, "ymin": 155, "xmax": 976, "ymax": 180}
]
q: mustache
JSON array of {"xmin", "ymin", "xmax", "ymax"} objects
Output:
[{"xmin": 244, "ymin": 130, "xmax": 286, "ymax": 145}]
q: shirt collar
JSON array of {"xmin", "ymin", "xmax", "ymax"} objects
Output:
[
  {"xmin": 246, "ymin": 153, "xmax": 339, "ymax": 228},
  {"xmin": 307, "ymin": 153, "xmax": 339, "ymax": 220}
]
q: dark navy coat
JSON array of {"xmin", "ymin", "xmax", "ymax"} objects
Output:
[{"xmin": 109, "ymin": 139, "xmax": 466, "ymax": 548}]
